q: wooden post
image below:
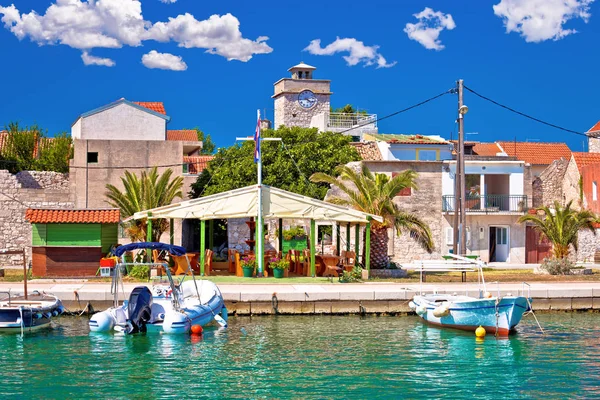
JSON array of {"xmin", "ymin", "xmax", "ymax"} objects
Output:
[
  {"xmin": 22, "ymin": 248, "xmax": 27, "ymax": 299},
  {"xmin": 346, "ymin": 223, "xmax": 351, "ymax": 252},
  {"xmin": 208, "ymin": 220, "xmax": 214, "ymax": 252},
  {"xmin": 355, "ymin": 224, "xmax": 360, "ymax": 262},
  {"xmin": 365, "ymin": 219, "xmax": 371, "ymax": 271},
  {"xmin": 278, "ymin": 218, "xmax": 283, "ymax": 254},
  {"xmin": 200, "ymin": 220, "xmax": 206, "ymax": 276},
  {"xmin": 169, "ymin": 218, "xmax": 174, "ymax": 245},
  {"xmin": 147, "ymin": 213, "xmax": 152, "ymax": 263},
  {"xmin": 335, "ymin": 223, "xmax": 340, "ymax": 256},
  {"xmin": 310, "ymin": 219, "xmax": 316, "ymax": 277}
]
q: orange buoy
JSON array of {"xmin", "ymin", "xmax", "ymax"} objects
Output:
[{"xmin": 191, "ymin": 324, "xmax": 203, "ymax": 335}]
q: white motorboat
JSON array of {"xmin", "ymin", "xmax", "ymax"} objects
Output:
[
  {"xmin": 409, "ymin": 254, "xmax": 532, "ymax": 336},
  {"xmin": 89, "ymin": 242, "xmax": 227, "ymax": 334}
]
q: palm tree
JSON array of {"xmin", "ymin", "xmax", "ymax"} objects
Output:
[
  {"xmin": 517, "ymin": 200, "xmax": 596, "ymax": 259},
  {"xmin": 105, "ymin": 167, "xmax": 183, "ymax": 242},
  {"xmin": 310, "ymin": 164, "xmax": 434, "ymax": 269}
]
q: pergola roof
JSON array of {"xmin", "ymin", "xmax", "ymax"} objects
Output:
[{"xmin": 130, "ymin": 185, "xmax": 382, "ymax": 224}]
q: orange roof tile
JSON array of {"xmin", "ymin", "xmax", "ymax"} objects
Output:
[
  {"xmin": 587, "ymin": 121, "xmax": 600, "ymax": 134},
  {"xmin": 167, "ymin": 130, "xmax": 198, "ymax": 141},
  {"xmin": 184, "ymin": 156, "xmax": 214, "ymax": 174},
  {"xmin": 133, "ymin": 102, "xmax": 166, "ymax": 115},
  {"xmin": 350, "ymin": 141, "xmax": 382, "ymax": 161},
  {"xmin": 472, "ymin": 143, "xmax": 502, "ymax": 156},
  {"xmin": 25, "ymin": 209, "xmax": 120, "ymax": 224},
  {"xmin": 572, "ymin": 152, "xmax": 600, "ymax": 173},
  {"xmin": 497, "ymin": 141, "xmax": 571, "ymax": 165}
]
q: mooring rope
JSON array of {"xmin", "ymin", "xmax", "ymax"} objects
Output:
[{"xmin": 524, "ymin": 297, "xmax": 545, "ymax": 334}]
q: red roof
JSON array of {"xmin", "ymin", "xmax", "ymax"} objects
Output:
[
  {"xmin": 572, "ymin": 152, "xmax": 600, "ymax": 173},
  {"xmin": 497, "ymin": 141, "xmax": 571, "ymax": 165},
  {"xmin": 133, "ymin": 102, "xmax": 166, "ymax": 115},
  {"xmin": 350, "ymin": 142, "xmax": 382, "ymax": 161},
  {"xmin": 184, "ymin": 156, "xmax": 213, "ymax": 174},
  {"xmin": 587, "ymin": 121, "xmax": 600, "ymax": 134},
  {"xmin": 25, "ymin": 209, "xmax": 120, "ymax": 224},
  {"xmin": 472, "ymin": 143, "xmax": 502, "ymax": 156},
  {"xmin": 167, "ymin": 130, "xmax": 198, "ymax": 141}
]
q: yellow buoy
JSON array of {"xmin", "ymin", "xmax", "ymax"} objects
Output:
[{"xmin": 475, "ymin": 326, "xmax": 486, "ymax": 338}]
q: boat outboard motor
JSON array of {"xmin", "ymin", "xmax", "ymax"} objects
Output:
[{"xmin": 126, "ymin": 286, "xmax": 153, "ymax": 334}]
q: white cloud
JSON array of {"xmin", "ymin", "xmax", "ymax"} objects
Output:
[
  {"xmin": 81, "ymin": 51, "xmax": 115, "ymax": 66},
  {"xmin": 493, "ymin": 0, "xmax": 594, "ymax": 42},
  {"xmin": 404, "ymin": 7, "xmax": 456, "ymax": 50},
  {"xmin": 142, "ymin": 50, "xmax": 187, "ymax": 71},
  {"xmin": 0, "ymin": 1, "xmax": 272, "ymax": 66},
  {"xmin": 304, "ymin": 37, "xmax": 395, "ymax": 68},
  {"xmin": 160, "ymin": 0, "xmax": 177, "ymax": 3},
  {"xmin": 146, "ymin": 13, "xmax": 272, "ymax": 62}
]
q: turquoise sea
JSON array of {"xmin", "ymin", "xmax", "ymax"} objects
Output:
[{"xmin": 0, "ymin": 314, "xmax": 599, "ymax": 399}]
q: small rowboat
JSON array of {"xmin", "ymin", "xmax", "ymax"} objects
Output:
[
  {"xmin": 409, "ymin": 254, "xmax": 532, "ymax": 336},
  {"xmin": 0, "ymin": 291, "xmax": 64, "ymax": 333}
]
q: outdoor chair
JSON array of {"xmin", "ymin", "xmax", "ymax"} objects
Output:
[
  {"xmin": 171, "ymin": 255, "xmax": 192, "ymax": 275},
  {"xmin": 289, "ymin": 250, "xmax": 300, "ymax": 275},
  {"xmin": 342, "ymin": 251, "xmax": 356, "ymax": 272},
  {"xmin": 301, "ymin": 249, "xmax": 311, "ymax": 276},
  {"xmin": 228, "ymin": 249, "xmax": 237, "ymax": 274},
  {"xmin": 204, "ymin": 249, "xmax": 214, "ymax": 276}
]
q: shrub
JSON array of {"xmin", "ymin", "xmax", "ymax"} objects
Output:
[
  {"xmin": 340, "ymin": 266, "xmax": 363, "ymax": 283},
  {"xmin": 129, "ymin": 265, "xmax": 150, "ymax": 280},
  {"xmin": 282, "ymin": 226, "xmax": 307, "ymax": 241},
  {"xmin": 241, "ymin": 255, "xmax": 256, "ymax": 270},
  {"xmin": 540, "ymin": 257, "xmax": 574, "ymax": 275}
]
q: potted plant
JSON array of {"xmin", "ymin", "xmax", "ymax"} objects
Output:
[
  {"xmin": 268, "ymin": 257, "xmax": 289, "ymax": 278},
  {"xmin": 241, "ymin": 255, "xmax": 256, "ymax": 278},
  {"xmin": 282, "ymin": 226, "xmax": 308, "ymax": 253}
]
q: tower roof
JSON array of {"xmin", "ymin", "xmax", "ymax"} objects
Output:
[{"xmin": 288, "ymin": 62, "xmax": 316, "ymax": 71}]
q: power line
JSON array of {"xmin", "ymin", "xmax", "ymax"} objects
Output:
[
  {"xmin": 337, "ymin": 89, "xmax": 454, "ymax": 135},
  {"xmin": 463, "ymin": 85, "xmax": 588, "ymax": 137}
]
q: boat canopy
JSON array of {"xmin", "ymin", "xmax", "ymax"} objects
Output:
[
  {"xmin": 113, "ymin": 242, "xmax": 187, "ymax": 257},
  {"xmin": 128, "ymin": 184, "xmax": 383, "ymax": 224}
]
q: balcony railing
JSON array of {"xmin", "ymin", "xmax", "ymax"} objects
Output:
[{"xmin": 442, "ymin": 195, "xmax": 528, "ymax": 213}]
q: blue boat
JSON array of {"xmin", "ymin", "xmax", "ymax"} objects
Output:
[{"xmin": 409, "ymin": 255, "xmax": 532, "ymax": 336}]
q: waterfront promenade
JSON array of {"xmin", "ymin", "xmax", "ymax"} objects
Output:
[{"xmin": 2, "ymin": 280, "xmax": 600, "ymax": 314}]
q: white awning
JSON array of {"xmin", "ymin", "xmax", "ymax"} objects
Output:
[{"xmin": 129, "ymin": 185, "xmax": 382, "ymax": 224}]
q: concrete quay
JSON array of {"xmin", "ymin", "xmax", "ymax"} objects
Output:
[{"xmin": 2, "ymin": 280, "xmax": 600, "ymax": 315}]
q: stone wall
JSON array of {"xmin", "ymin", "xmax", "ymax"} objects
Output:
[
  {"xmin": 533, "ymin": 158, "xmax": 568, "ymax": 208},
  {"xmin": 0, "ymin": 170, "xmax": 74, "ymax": 265},
  {"xmin": 562, "ymin": 157, "xmax": 583, "ymax": 209},
  {"xmin": 576, "ymin": 229, "xmax": 600, "ymax": 262},
  {"xmin": 589, "ymin": 137, "xmax": 600, "ymax": 153}
]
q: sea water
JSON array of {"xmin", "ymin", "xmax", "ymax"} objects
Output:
[{"xmin": 0, "ymin": 314, "xmax": 599, "ymax": 399}]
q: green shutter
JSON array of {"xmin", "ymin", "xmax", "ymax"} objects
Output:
[
  {"xmin": 46, "ymin": 224, "xmax": 101, "ymax": 247},
  {"xmin": 32, "ymin": 224, "xmax": 47, "ymax": 246},
  {"xmin": 101, "ymin": 224, "xmax": 118, "ymax": 254}
]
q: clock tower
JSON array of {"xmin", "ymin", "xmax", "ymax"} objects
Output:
[{"xmin": 273, "ymin": 62, "xmax": 332, "ymax": 129}]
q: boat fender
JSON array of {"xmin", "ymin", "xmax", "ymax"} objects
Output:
[
  {"xmin": 52, "ymin": 310, "xmax": 58, "ymax": 317},
  {"xmin": 416, "ymin": 305, "xmax": 427, "ymax": 316},
  {"xmin": 432, "ymin": 305, "xmax": 450, "ymax": 318},
  {"xmin": 408, "ymin": 301, "xmax": 416, "ymax": 310},
  {"xmin": 43, "ymin": 312, "xmax": 52, "ymax": 319},
  {"xmin": 484, "ymin": 292, "xmax": 492, "ymax": 299},
  {"xmin": 34, "ymin": 313, "xmax": 42, "ymax": 319},
  {"xmin": 58, "ymin": 306, "xmax": 65, "ymax": 314}
]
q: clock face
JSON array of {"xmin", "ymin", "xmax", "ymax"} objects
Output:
[{"xmin": 298, "ymin": 90, "xmax": 317, "ymax": 109}]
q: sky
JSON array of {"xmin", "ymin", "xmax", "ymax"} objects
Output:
[{"xmin": 0, "ymin": 0, "xmax": 598, "ymax": 152}]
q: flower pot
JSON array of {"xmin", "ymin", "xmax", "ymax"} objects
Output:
[
  {"xmin": 273, "ymin": 268, "xmax": 285, "ymax": 278},
  {"xmin": 242, "ymin": 267, "xmax": 254, "ymax": 278}
]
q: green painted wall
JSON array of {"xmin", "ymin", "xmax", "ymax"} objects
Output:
[
  {"xmin": 32, "ymin": 224, "xmax": 47, "ymax": 246},
  {"xmin": 101, "ymin": 224, "xmax": 118, "ymax": 254},
  {"xmin": 46, "ymin": 224, "xmax": 101, "ymax": 247}
]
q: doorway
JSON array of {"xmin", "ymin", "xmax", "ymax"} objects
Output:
[{"xmin": 489, "ymin": 226, "xmax": 509, "ymax": 262}]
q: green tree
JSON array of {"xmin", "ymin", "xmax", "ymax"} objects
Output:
[
  {"xmin": 189, "ymin": 126, "xmax": 360, "ymax": 199},
  {"xmin": 330, "ymin": 104, "xmax": 367, "ymax": 115},
  {"xmin": 105, "ymin": 167, "xmax": 183, "ymax": 242},
  {"xmin": 38, "ymin": 133, "xmax": 73, "ymax": 173},
  {"xmin": 517, "ymin": 200, "xmax": 597, "ymax": 259},
  {"xmin": 1, "ymin": 122, "xmax": 40, "ymax": 173},
  {"xmin": 310, "ymin": 164, "xmax": 434, "ymax": 269},
  {"xmin": 190, "ymin": 127, "xmax": 216, "ymax": 154}
]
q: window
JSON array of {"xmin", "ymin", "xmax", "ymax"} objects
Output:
[
  {"xmin": 496, "ymin": 227, "xmax": 508, "ymax": 245},
  {"xmin": 87, "ymin": 152, "xmax": 98, "ymax": 163},
  {"xmin": 594, "ymin": 181, "xmax": 598, "ymax": 201},
  {"xmin": 417, "ymin": 150, "xmax": 438, "ymax": 161}
]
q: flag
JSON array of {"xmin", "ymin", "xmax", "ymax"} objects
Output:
[{"xmin": 254, "ymin": 109, "xmax": 261, "ymax": 163}]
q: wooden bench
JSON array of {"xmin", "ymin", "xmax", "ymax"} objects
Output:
[{"xmin": 415, "ymin": 260, "xmax": 477, "ymax": 282}]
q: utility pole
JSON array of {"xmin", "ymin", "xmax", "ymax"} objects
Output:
[
  {"xmin": 457, "ymin": 79, "xmax": 467, "ymax": 256},
  {"xmin": 452, "ymin": 115, "xmax": 460, "ymax": 255}
]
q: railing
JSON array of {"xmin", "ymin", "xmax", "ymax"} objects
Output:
[
  {"xmin": 442, "ymin": 194, "xmax": 528, "ymax": 213},
  {"xmin": 326, "ymin": 113, "xmax": 378, "ymax": 131}
]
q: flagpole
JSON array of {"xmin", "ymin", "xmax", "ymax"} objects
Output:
[{"xmin": 256, "ymin": 109, "xmax": 264, "ymax": 276}]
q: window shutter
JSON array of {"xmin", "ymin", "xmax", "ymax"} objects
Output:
[{"xmin": 446, "ymin": 227, "xmax": 454, "ymax": 245}]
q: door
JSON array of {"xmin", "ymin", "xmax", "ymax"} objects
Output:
[
  {"xmin": 489, "ymin": 226, "xmax": 509, "ymax": 262},
  {"xmin": 526, "ymin": 226, "xmax": 552, "ymax": 263}
]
